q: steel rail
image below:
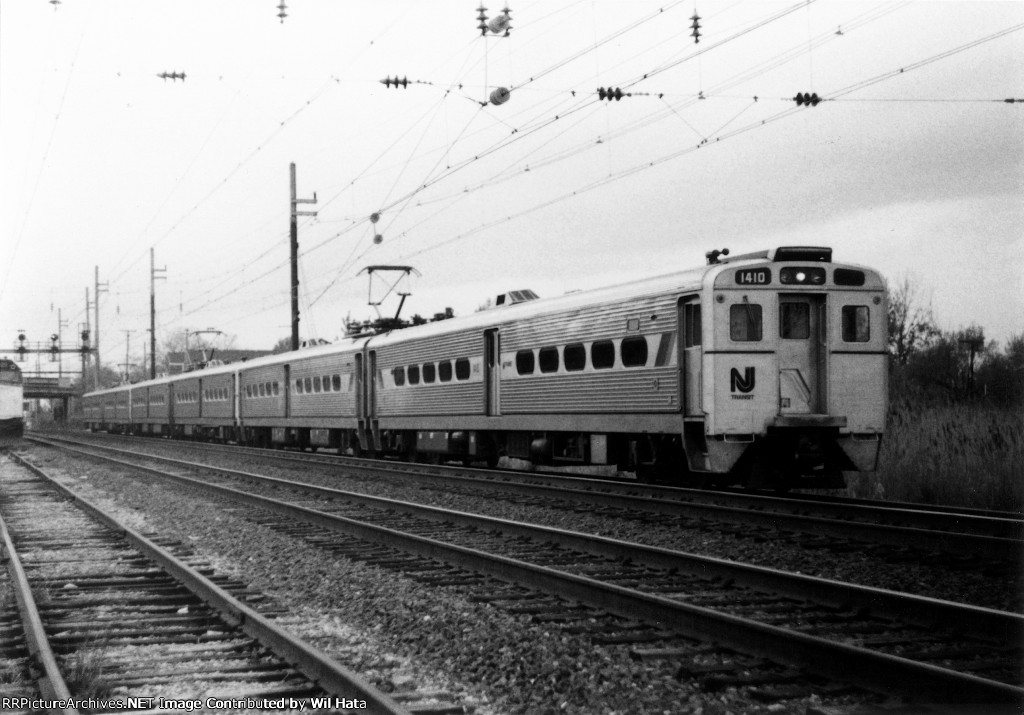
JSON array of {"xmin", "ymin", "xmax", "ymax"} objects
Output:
[
  {"xmin": 9, "ymin": 451, "xmax": 412, "ymax": 715},
  {"xmin": 34, "ymin": 437, "xmax": 1024, "ymax": 707},
  {"xmin": 40, "ymin": 434, "xmax": 1021, "ymax": 560},
  {"xmin": 30, "ymin": 435, "xmax": 1021, "ymax": 642},
  {"xmin": 0, "ymin": 505, "xmax": 78, "ymax": 715},
  {"xmin": 69, "ymin": 432, "xmax": 1022, "ymax": 534}
]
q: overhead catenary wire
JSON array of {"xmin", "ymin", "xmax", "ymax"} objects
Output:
[
  {"xmin": 378, "ymin": 19, "xmax": 1024, "ymax": 271},
  {"xmin": 149, "ymin": 3, "xmax": 915, "ymax": 324},
  {"xmin": 51, "ymin": 4, "xmax": 1021, "ymax": 352}
]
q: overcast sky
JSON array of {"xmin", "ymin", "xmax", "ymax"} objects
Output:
[{"xmin": 1, "ymin": 1, "xmax": 1021, "ymax": 375}]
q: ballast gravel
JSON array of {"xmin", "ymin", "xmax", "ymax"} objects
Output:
[
  {"xmin": 86, "ymin": 438, "xmax": 1016, "ymax": 612},
  {"xmin": 16, "ymin": 443, "xmax": 907, "ymax": 715}
]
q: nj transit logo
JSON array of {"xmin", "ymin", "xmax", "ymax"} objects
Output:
[{"xmin": 730, "ymin": 367, "xmax": 755, "ymax": 394}]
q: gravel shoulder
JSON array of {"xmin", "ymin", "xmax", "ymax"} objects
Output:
[{"xmin": 15, "ymin": 443, "xmax": 909, "ymax": 715}]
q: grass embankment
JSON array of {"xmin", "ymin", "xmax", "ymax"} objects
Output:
[{"xmin": 845, "ymin": 401, "xmax": 1024, "ymax": 512}]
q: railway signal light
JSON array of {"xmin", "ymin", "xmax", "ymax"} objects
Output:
[{"xmin": 793, "ymin": 92, "xmax": 821, "ymax": 107}]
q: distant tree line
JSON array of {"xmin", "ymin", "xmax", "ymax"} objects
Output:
[{"xmin": 887, "ymin": 278, "xmax": 1023, "ymax": 408}]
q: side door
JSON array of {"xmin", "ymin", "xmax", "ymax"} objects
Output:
[
  {"xmin": 679, "ymin": 297, "xmax": 703, "ymax": 415},
  {"xmin": 283, "ymin": 364, "xmax": 291, "ymax": 418},
  {"xmin": 484, "ymin": 328, "xmax": 500, "ymax": 416}
]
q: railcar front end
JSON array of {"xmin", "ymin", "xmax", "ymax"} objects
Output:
[{"xmin": 696, "ymin": 247, "xmax": 887, "ymax": 489}]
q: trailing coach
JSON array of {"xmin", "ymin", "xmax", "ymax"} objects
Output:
[{"xmin": 83, "ymin": 246, "xmax": 887, "ymax": 489}]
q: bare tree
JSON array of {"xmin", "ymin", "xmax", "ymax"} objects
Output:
[{"xmin": 887, "ymin": 276, "xmax": 940, "ymax": 365}]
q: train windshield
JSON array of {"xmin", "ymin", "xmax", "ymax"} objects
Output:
[{"xmin": 0, "ymin": 362, "xmax": 20, "ymax": 384}]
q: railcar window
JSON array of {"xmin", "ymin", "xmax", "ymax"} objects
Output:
[
  {"xmin": 729, "ymin": 304, "xmax": 763, "ymax": 341},
  {"xmin": 332, "ymin": 374, "xmax": 342, "ymax": 391},
  {"xmin": 273, "ymin": 382, "xmax": 280, "ymax": 396},
  {"xmin": 780, "ymin": 303, "xmax": 810, "ymax": 339},
  {"xmin": 313, "ymin": 376, "xmax": 321, "ymax": 393},
  {"xmin": 423, "ymin": 363, "xmax": 436, "ymax": 383},
  {"xmin": 408, "ymin": 365, "xmax": 421, "ymax": 385},
  {"xmin": 621, "ymin": 336, "xmax": 648, "ymax": 367},
  {"xmin": 304, "ymin": 377, "xmax": 312, "ymax": 393},
  {"xmin": 834, "ymin": 268, "xmax": 866, "ymax": 286},
  {"xmin": 842, "ymin": 306, "xmax": 871, "ymax": 342},
  {"xmin": 564, "ymin": 344, "xmax": 586, "ymax": 371},
  {"xmin": 393, "ymin": 367, "xmax": 405, "ymax": 386},
  {"xmin": 455, "ymin": 358, "xmax": 470, "ymax": 380},
  {"xmin": 539, "ymin": 347, "xmax": 559, "ymax": 373},
  {"xmin": 591, "ymin": 340, "xmax": 614, "ymax": 369},
  {"xmin": 516, "ymin": 350, "xmax": 535, "ymax": 375},
  {"xmin": 684, "ymin": 304, "xmax": 702, "ymax": 347},
  {"xmin": 439, "ymin": 361, "xmax": 452, "ymax": 382},
  {"xmin": 295, "ymin": 380, "xmax": 304, "ymax": 394},
  {"xmin": 259, "ymin": 384, "xmax": 266, "ymax": 397}
]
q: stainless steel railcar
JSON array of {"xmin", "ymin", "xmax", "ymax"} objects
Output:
[
  {"xmin": 82, "ymin": 246, "xmax": 887, "ymax": 489},
  {"xmin": 0, "ymin": 358, "xmax": 24, "ymax": 448}
]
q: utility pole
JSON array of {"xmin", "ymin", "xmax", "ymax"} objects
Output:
[
  {"xmin": 94, "ymin": 267, "xmax": 108, "ymax": 390},
  {"xmin": 56, "ymin": 308, "xmax": 69, "ymax": 380},
  {"xmin": 150, "ymin": 247, "xmax": 167, "ymax": 379},
  {"xmin": 122, "ymin": 329, "xmax": 134, "ymax": 382},
  {"xmin": 290, "ymin": 162, "xmax": 318, "ymax": 350},
  {"xmin": 84, "ymin": 288, "xmax": 91, "ymax": 383}
]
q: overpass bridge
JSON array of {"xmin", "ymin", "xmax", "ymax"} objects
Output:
[
  {"xmin": 23, "ymin": 376, "xmax": 79, "ymax": 399},
  {"xmin": 22, "ymin": 376, "xmax": 80, "ymax": 424}
]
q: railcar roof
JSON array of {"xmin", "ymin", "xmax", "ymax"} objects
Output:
[
  {"xmin": 84, "ymin": 248, "xmax": 880, "ymax": 398},
  {"xmin": 366, "ymin": 262, "xmax": 714, "ymax": 348}
]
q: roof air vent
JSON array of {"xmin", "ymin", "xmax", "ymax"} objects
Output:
[{"xmin": 494, "ymin": 289, "xmax": 539, "ymax": 307}]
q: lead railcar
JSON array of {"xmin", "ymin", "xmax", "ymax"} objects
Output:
[{"xmin": 83, "ymin": 246, "xmax": 887, "ymax": 490}]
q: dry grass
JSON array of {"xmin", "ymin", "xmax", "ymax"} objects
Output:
[
  {"xmin": 845, "ymin": 401, "xmax": 1024, "ymax": 512},
  {"xmin": 61, "ymin": 644, "xmax": 114, "ymax": 699}
]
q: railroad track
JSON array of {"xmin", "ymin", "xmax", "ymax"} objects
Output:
[
  {"xmin": 52, "ymin": 432, "xmax": 1024, "ymax": 562},
  {"xmin": 29, "ymin": 435, "xmax": 1024, "ymax": 710},
  {"xmin": 0, "ymin": 451, "xmax": 438, "ymax": 714}
]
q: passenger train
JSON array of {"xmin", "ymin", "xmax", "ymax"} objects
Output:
[
  {"xmin": 83, "ymin": 246, "xmax": 888, "ymax": 489},
  {"xmin": 0, "ymin": 358, "xmax": 25, "ymax": 449}
]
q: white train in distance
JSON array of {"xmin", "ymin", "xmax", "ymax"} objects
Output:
[
  {"xmin": 83, "ymin": 246, "xmax": 887, "ymax": 490},
  {"xmin": 0, "ymin": 358, "xmax": 24, "ymax": 449}
]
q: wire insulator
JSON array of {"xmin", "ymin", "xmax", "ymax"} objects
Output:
[{"xmin": 598, "ymin": 87, "xmax": 626, "ymax": 101}]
